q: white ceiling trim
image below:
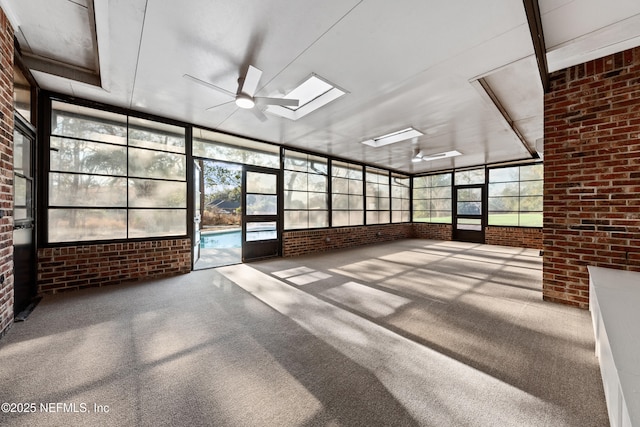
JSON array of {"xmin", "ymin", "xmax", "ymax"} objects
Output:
[{"xmin": 546, "ymin": 13, "xmax": 640, "ymax": 72}]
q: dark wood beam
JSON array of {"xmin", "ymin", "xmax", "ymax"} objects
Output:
[{"xmin": 523, "ymin": 0, "xmax": 550, "ymax": 93}]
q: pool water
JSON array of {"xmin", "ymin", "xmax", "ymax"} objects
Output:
[{"xmin": 200, "ymin": 230, "xmax": 241, "ymax": 249}]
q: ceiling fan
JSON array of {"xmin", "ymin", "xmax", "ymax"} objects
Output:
[{"xmin": 183, "ymin": 65, "xmax": 299, "ymax": 121}]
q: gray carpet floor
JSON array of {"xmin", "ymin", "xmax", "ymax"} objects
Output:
[{"xmin": 0, "ymin": 239, "xmax": 609, "ymax": 426}]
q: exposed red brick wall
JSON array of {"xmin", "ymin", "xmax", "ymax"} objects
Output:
[
  {"xmin": 37, "ymin": 239, "xmax": 191, "ymax": 294},
  {"xmin": 0, "ymin": 9, "xmax": 13, "ymax": 337},
  {"xmin": 485, "ymin": 226, "xmax": 542, "ymax": 249},
  {"xmin": 413, "ymin": 223, "xmax": 452, "ymax": 240},
  {"xmin": 283, "ymin": 224, "xmax": 414, "ymax": 257},
  {"xmin": 284, "ymin": 223, "xmax": 542, "ymax": 257},
  {"xmin": 544, "ymin": 46, "xmax": 640, "ymax": 308}
]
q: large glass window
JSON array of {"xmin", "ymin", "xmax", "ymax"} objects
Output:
[
  {"xmin": 284, "ymin": 150, "xmax": 329, "ymax": 229},
  {"xmin": 365, "ymin": 167, "xmax": 390, "ymax": 224},
  {"xmin": 331, "ymin": 161, "xmax": 363, "ymax": 227},
  {"xmin": 391, "ymin": 173, "xmax": 410, "ymax": 223},
  {"xmin": 488, "ymin": 163, "xmax": 543, "ymax": 227},
  {"xmin": 412, "ymin": 172, "xmax": 452, "ymax": 223},
  {"xmin": 48, "ymin": 101, "xmax": 187, "ymax": 243}
]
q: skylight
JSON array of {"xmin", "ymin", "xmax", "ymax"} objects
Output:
[
  {"xmin": 362, "ymin": 127, "xmax": 423, "ymax": 148},
  {"xmin": 415, "ymin": 150, "xmax": 462, "ymax": 162},
  {"xmin": 283, "ymin": 76, "xmax": 333, "ymax": 111},
  {"xmin": 265, "ymin": 74, "xmax": 346, "ymax": 120}
]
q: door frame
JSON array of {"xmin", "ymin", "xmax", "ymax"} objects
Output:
[
  {"xmin": 453, "ymin": 183, "xmax": 486, "ymax": 243},
  {"xmin": 13, "ymin": 113, "xmax": 38, "ymax": 316},
  {"xmin": 192, "ymin": 160, "xmax": 202, "ymax": 269},
  {"xmin": 242, "ymin": 165, "xmax": 281, "ymax": 262}
]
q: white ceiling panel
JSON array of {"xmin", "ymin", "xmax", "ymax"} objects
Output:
[
  {"xmin": 3, "ymin": 0, "xmax": 640, "ymax": 173},
  {"xmin": 6, "ymin": 0, "xmax": 95, "ymax": 69}
]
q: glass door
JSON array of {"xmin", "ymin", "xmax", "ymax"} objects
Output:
[
  {"xmin": 13, "ymin": 117, "xmax": 37, "ymax": 316},
  {"xmin": 242, "ymin": 166, "xmax": 280, "ymax": 261},
  {"xmin": 193, "ymin": 160, "xmax": 202, "ymax": 268},
  {"xmin": 454, "ymin": 185, "xmax": 485, "ymax": 243}
]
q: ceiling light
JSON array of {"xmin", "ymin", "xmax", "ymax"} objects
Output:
[
  {"xmin": 362, "ymin": 127, "xmax": 423, "ymax": 148},
  {"xmin": 235, "ymin": 94, "xmax": 255, "ymax": 109},
  {"xmin": 421, "ymin": 150, "xmax": 462, "ymax": 160},
  {"xmin": 265, "ymin": 74, "xmax": 347, "ymax": 120}
]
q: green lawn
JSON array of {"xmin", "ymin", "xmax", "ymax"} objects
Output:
[{"xmin": 413, "ymin": 213, "xmax": 542, "ymax": 227}]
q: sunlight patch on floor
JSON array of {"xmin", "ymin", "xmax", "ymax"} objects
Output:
[
  {"xmin": 272, "ymin": 266, "xmax": 332, "ymax": 286},
  {"xmin": 320, "ymin": 281, "xmax": 412, "ymax": 318},
  {"xmin": 217, "ymin": 264, "xmax": 554, "ymax": 425}
]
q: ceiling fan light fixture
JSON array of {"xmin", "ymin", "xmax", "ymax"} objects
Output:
[
  {"xmin": 235, "ymin": 95, "xmax": 255, "ymax": 109},
  {"xmin": 412, "ymin": 147, "xmax": 423, "ymax": 162}
]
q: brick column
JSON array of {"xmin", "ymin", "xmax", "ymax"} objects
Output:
[
  {"xmin": 543, "ymin": 47, "xmax": 640, "ymax": 308},
  {"xmin": 0, "ymin": 8, "xmax": 14, "ymax": 336}
]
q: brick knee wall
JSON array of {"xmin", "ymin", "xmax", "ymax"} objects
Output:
[
  {"xmin": 37, "ymin": 239, "xmax": 192, "ymax": 294},
  {"xmin": 283, "ymin": 223, "xmax": 545, "ymax": 257},
  {"xmin": 413, "ymin": 223, "xmax": 452, "ymax": 240},
  {"xmin": 283, "ymin": 224, "xmax": 414, "ymax": 257},
  {"xmin": 544, "ymin": 46, "xmax": 640, "ymax": 308},
  {"xmin": 0, "ymin": 9, "xmax": 14, "ymax": 337},
  {"xmin": 485, "ymin": 227, "xmax": 542, "ymax": 250}
]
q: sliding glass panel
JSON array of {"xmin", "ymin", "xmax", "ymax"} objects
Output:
[
  {"xmin": 128, "ymin": 209, "xmax": 186, "ymax": 238},
  {"xmin": 128, "ymin": 147, "xmax": 186, "ymax": 180},
  {"xmin": 284, "ymin": 211, "xmax": 308, "ymax": 229},
  {"xmin": 309, "ymin": 211, "xmax": 329, "ymax": 228},
  {"xmin": 520, "ymin": 180, "xmax": 543, "ymax": 196},
  {"xmin": 50, "ymin": 137, "xmax": 127, "ymax": 175},
  {"xmin": 48, "ymin": 209, "xmax": 127, "ymax": 242},
  {"xmin": 49, "ymin": 173, "xmax": 127, "ymax": 207},
  {"xmin": 128, "ymin": 179, "xmax": 187, "ymax": 208},
  {"xmin": 284, "ymin": 191, "xmax": 308, "ymax": 209},
  {"xmin": 284, "ymin": 170, "xmax": 307, "ymax": 189}
]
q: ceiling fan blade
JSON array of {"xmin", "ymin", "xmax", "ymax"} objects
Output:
[
  {"xmin": 254, "ymin": 97, "xmax": 299, "ymax": 107},
  {"xmin": 250, "ymin": 107, "xmax": 268, "ymax": 122},
  {"xmin": 205, "ymin": 100, "xmax": 236, "ymax": 111},
  {"xmin": 183, "ymin": 74, "xmax": 235, "ymax": 98},
  {"xmin": 239, "ymin": 65, "xmax": 262, "ymax": 97}
]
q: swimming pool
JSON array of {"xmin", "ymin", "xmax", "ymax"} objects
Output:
[{"xmin": 200, "ymin": 229, "xmax": 241, "ymax": 249}]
